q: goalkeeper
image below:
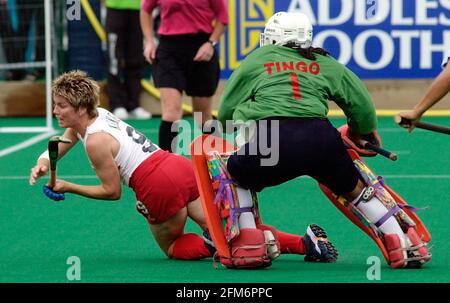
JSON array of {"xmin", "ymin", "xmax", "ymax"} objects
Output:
[{"xmin": 217, "ymin": 12, "xmax": 431, "ymax": 269}]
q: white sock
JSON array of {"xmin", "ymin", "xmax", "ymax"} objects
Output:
[
  {"xmin": 236, "ymin": 187, "xmax": 256, "ymax": 229},
  {"xmin": 353, "ymin": 189, "xmax": 404, "ymax": 238}
]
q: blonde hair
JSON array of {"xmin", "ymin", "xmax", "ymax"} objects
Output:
[{"xmin": 52, "ymin": 70, "xmax": 100, "ymax": 117}]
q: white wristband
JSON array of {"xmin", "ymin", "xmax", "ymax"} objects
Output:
[{"xmin": 38, "ymin": 150, "xmax": 50, "ymax": 161}]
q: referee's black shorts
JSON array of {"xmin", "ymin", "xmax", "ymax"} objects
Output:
[
  {"xmin": 152, "ymin": 33, "xmax": 220, "ymax": 97},
  {"xmin": 227, "ymin": 117, "xmax": 360, "ymax": 195}
]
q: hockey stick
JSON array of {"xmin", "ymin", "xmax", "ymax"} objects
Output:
[
  {"xmin": 48, "ymin": 136, "xmax": 72, "ymax": 187},
  {"xmin": 359, "ymin": 139, "xmax": 398, "ymax": 161},
  {"xmin": 395, "ymin": 116, "xmax": 450, "ymax": 135}
]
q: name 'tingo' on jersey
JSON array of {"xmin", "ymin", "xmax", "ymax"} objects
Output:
[{"xmin": 219, "ymin": 44, "xmax": 377, "ymax": 135}]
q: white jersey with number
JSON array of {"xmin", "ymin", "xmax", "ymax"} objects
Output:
[
  {"xmin": 77, "ymin": 108, "xmax": 160, "ymax": 186},
  {"xmin": 442, "ymin": 49, "xmax": 450, "ymax": 68}
]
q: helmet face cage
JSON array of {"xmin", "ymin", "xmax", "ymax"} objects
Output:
[{"xmin": 259, "ymin": 12, "xmax": 313, "ymax": 48}]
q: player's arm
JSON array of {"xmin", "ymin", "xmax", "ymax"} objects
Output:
[
  {"xmin": 52, "ymin": 132, "xmax": 122, "ymax": 200},
  {"xmin": 396, "ymin": 62, "xmax": 450, "ymax": 131},
  {"xmin": 209, "ymin": 21, "xmax": 226, "ymax": 46},
  {"xmin": 56, "ymin": 128, "xmax": 79, "ymax": 159},
  {"xmin": 29, "ymin": 128, "xmax": 78, "ymax": 185},
  {"xmin": 209, "ymin": 0, "xmax": 228, "ymax": 44},
  {"xmin": 332, "ymin": 66, "xmax": 378, "ymax": 135},
  {"xmin": 218, "ymin": 63, "xmax": 255, "ymax": 129},
  {"xmin": 194, "ymin": 0, "xmax": 228, "ymax": 62},
  {"xmin": 193, "ymin": 21, "xmax": 226, "ymax": 62},
  {"xmin": 415, "ymin": 61, "xmax": 450, "ymax": 114},
  {"xmin": 140, "ymin": 3, "xmax": 156, "ymax": 64}
]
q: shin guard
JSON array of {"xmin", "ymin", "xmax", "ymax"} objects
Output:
[{"xmin": 319, "ymin": 149, "xmax": 431, "ymax": 268}]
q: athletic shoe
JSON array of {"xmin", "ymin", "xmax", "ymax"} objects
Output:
[
  {"xmin": 303, "ymin": 224, "xmax": 338, "ymax": 263},
  {"xmin": 129, "ymin": 107, "xmax": 152, "ymax": 120},
  {"xmin": 113, "ymin": 107, "xmax": 129, "ymax": 120}
]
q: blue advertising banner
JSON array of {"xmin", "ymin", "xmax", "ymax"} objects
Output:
[{"xmin": 219, "ymin": 0, "xmax": 450, "ymax": 79}]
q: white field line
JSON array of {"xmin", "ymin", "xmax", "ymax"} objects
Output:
[
  {"xmin": 377, "ymin": 128, "xmax": 410, "ymax": 133},
  {"xmin": 137, "ymin": 129, "xmax": 158, "ymax": 134},
  {"xmin": 0, "ymin": 130, "xmax": 59, "ymax": 158},
  {"xmin": 393, "ymin": 150, "xmax": 411, "ymax": 155}
]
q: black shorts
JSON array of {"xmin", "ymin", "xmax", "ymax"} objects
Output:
[
  {"xmin": 227, "ymin": 118, "xmax": 360, "ymax": 195},
  {"xmin": 152, "ymin": 33, "xmax": 220, "ymax": 97}
]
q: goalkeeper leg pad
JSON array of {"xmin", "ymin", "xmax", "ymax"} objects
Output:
[
  {"xmin": 190, "ymin": 135, "xmax": 278, "ymax": 269},
  {"xmin": 319, "ymin": 149, "xmax": 431, "ymax": 268}
]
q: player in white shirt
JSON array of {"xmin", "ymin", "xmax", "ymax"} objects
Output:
[{"xmin": 29, "ymin": 70, "xmax": 213, "ymax": 260}]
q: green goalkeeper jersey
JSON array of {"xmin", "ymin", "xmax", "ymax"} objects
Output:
[{"xmin": 218, "ymin": 45, "xmax": 377, "ymax": 134}]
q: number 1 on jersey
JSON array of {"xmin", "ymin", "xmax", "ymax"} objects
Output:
[{"xmin": 289, "ymin": 73, "xmax": 301, "ymax": 100}]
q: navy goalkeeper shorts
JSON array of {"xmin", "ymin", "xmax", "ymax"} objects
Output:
[{"xmin": 227, "ymin": 117, "xmax": 360, "ymax": 195}]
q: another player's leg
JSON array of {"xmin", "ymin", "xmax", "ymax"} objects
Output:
[
  {"xmin": 125, "ymin": 10, "xmax": 151, "ymax": 119},
  {"xmin": 186, "ymin": 198, "xmax": 216, "ymax": 254},
  {"xmin": 186, "ymin": 198, "xmax": 208, "ymax": 230},
  {"xmin": 192, "ymin": 96, "xmax": 213, "ymax": 126},
  {"xmin": 258, "ymin": 223, "xmax": 338, "ymax": 263},
  {"xmin": 303, "ymin": 224, "xmax": 338, "ymax": 263},
  {"xmin": 105, "ymin": 8, "xmax": 128, "ymax": 119},
  {"xmin": 189, "ymin": 45, "xmax": 219, "ymax": 128},
  {"xmin": 132, "ymin": 151, "xmax": 213, "ymax": 260},
  {"xmin": 147, "ymin": 205, "xmax": 213, "ymax": 260},
  {"xmin": 159, "ymin": 88, "xmax": 183, "ymax": 152}
]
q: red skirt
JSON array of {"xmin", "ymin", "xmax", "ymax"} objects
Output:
[{"xmin": 129, "ymin": 150, "xmax": 199, "ymax": 224}]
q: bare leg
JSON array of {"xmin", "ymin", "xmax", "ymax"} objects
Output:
[
  {"xmin": 192, "ymin": 96, "xmax": 212, "ymax": 126},
  {"xmin": 149, "ymin": 203, "xmax": 212, "ymax": 259},
  {"xmin": 149, "ymin": 207, "xmax": 187, "ymax": 257},
  {"xmin": 186, "ymin": 198, "xmax": 207, "ymax": 230},
  {"xmin": 160, "ymin": 88, "xmax": 184, "ymax": 122}
]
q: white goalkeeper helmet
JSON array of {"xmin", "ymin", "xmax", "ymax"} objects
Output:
[{"xmin": 260, "ymin": 12, "xmax": 313, "ymax": 48}]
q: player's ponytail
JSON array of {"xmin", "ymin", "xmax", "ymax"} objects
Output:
[{"xmin": 292, "ymin": 46, "xmax": 330, "ymax": 61}]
